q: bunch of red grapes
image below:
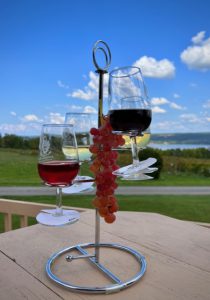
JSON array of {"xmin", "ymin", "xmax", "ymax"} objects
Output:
[{"xmin": 89, "ymin": 116, "xmax": 125, "ymax": 223}]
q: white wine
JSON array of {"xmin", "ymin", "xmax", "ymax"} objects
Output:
[
  {"xmin": 63, "ymin": 146, "xmax": 91, "ymax": 162},
  {"xmin": 121, "ymin": 132, "xmax": 151, "ymax": 149},
  {"xmin": 77, "ymin": 146, "xmax": 92, "ymax": 162}
]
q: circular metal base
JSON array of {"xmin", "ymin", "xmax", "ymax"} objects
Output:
[{"xmin": 46, "ymin": 243, "xmax": 147, "ymax": 294}]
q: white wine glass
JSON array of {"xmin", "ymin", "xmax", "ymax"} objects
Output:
[
  {"xmin": 108, "ymin": 66, "xmax": 154, "ymax": 177},
  {"xmin": 63, "ymin": 112, "xmax": 95, "ymax": 194},
  {"xmin": 36, "ymin": 124, "xmax": 80, "ymax": 226}
]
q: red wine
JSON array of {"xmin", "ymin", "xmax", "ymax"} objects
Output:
[
  {"xmin": 38, "ymin": 161, "xmax": 79, "ymax": 186},
  {"xmin": 109, "ymin": 109, "xmax": 151, "ymax": 134}
]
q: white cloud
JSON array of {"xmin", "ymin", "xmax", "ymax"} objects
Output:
[
  {"xmin": 87, "ymin": 71, "xmax": 100, "ymax": 91},
  {"xmin": 67, "ymin": 55, "xmax": 175, "ymax": 103},
  {"xmin": 151, "ymin": 97, "xmax": 185, "ymax": 111},
  {"xmin": 180, "ymin": 31, "xmax": 210, "ymax": 71},
  {"xmin": 173, "ymin": 93, "xmax": 180, "ymax": 99},
  {"xmin": 0, "ymin": 122, "xmax": 42, "ymax": 136},
  {"xmin": 153, "ymin": 120, "xmax": 185, "ymax": 132},
  {"xmin": 152, "ymin": 106, "xmax": 166, "ymax": 113},
  {"xmin": 22, "ymin": 114, "xmax": 42, "ymax": 122},
  {"xmin": 192, "ymin": 31, "xmax": 206, "ymax": 44},
  {"xmin": 10, "ymin": 111, "xmax": 17, "ymax": 116},
  {"xmin": 0, "ymin": 123, "xmax": 27, "ymax": 134},
  {"xmin": 65, "ymin": 104, "xmax": 97, "ymax": 114},
  {"xmin": 203, "ymin": 99, "xmax": 210, "ymax": 109},
  {"xmin": 48, "ymin": 113, "xmax": 64, "ymax": 124},
  {"xmin": 69, "ymin": 88, "xmax": 96, "ymax": 100},
  {"xmin": 66, "ymin": 104, "xmax": 83, "ymax": 111},
  {"xmin": 57, "ymin": 80, "xmax": 69, "ymax": 89},
  {"xmin": 133, "ymin": 56, "xmax": 175, "ymax": 78},
  {"xmin": 152, "ymin": 113, "xmax": 210, "ymax": 132},
  {"xmin": 67, "ymin": 71, "xmax": 109, "ymax": 101},
  {"xmin": 83, "ymin": 106, "xmax": 97, "ymax": 113},
  {"xmin": 151, "ymin": 97, "xmax": 169, "ymax": 105},
  {"xmin": 180, "ymin": 113, "xmax": 200, "ymax": 123},
  {"xmin": 170, "ymin": 102, "xmax": 185, "ymax": 110}
]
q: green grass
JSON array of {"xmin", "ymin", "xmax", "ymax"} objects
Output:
[
  {"xmin": 0, "ymin": 148, "xmax": 40, "ymax": 186},
  {"xmin": 117, "ymin": 172, "xmax": 210, "ymax": 186},
  {"xmin": 1, "ymin": 148, "xmax": 210, "ymax": 186},
  {"xmin": 1, "ymin": 194, "xmax": 210, "ymax": 233}
]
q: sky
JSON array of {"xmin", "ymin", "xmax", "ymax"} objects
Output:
[{"xmin": 1, "ymin": 0, "xmax": 210, "ymax": 136}]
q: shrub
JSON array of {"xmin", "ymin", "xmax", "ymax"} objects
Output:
[{"xmin": 202, "ymin": 167, "xmax": 210, "ymax": 177}]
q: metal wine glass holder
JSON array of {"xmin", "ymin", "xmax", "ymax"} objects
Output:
[{"xmin": 46, "ymin": 40, "xmax": 147, "ymax": 294}]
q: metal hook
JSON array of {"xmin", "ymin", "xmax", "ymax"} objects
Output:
[{"xmin": 93, "ymin": 40, "xmax": 111, "ymax": 72}]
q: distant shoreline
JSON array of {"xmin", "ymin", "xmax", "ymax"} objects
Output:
[
  {"xmin": 150, "ymin": 143, "xmax": 210, "ymax": 150},
  {"xmin": 150, "ymin": 132, "xmax": 210, "ymax": 147}
]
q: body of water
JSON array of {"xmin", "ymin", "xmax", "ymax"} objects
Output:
[{"xmin": 149, "ymin": 143, "xmax": 210, "ymax": 150}]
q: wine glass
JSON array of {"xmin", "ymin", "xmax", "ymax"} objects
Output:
[
  {"xmin": 108, "ymin": 66, "xmax": 154, "ymax": 177},
  {"xmin": 62, "ymin": 112, "xmax": 95, "ymax": 194},
  {"xmin": 36, "ymin": 124, "xmax": 80, "ymax": 226}
]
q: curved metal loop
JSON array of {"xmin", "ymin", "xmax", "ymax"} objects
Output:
[{"xmin": 93, "ymin": 40, "xmax": 111, "ymax": 72}]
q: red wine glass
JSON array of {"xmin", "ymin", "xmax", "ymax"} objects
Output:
[
  {"xmin": 108, "ymin": 66, "xmax": 153, "ymax": 178},
  {"xmin": 36, "ymin": 124, "xmax": 80, "ymax": 226}
]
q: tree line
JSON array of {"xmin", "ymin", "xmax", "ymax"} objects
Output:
[
  {"xmin": 0, "ymin": 134, "xmax": 39, "ymax": 150},
  {"xmin": 158, "ymin": 147, "xmax": 210, "ymax": 159}
]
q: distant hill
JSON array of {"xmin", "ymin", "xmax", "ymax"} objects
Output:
[{"xmin": 151, "ymin": 133, "xmax": 210, "ymax": 145}]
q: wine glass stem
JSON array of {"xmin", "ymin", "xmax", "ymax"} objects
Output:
[
  {"xmin": 130, "ymin": 135, "xmax": 139, "ymax": 166},
  {"xmin": 55, "ymin": 187, "xmax": 63, "ymax": 216}
]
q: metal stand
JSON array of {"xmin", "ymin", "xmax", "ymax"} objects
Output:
[
  {"xmin": 46, "ymin": 243, "xmax": 146, "ymax": 294},
  {"xmin": 46, "ymin": 40, "xmax": 147, "ymax": 293}
]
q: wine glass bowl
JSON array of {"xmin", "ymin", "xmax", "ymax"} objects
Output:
[
  {"xmin": 38, "ymin": 160, "xmax": 79, "ymax": 187},
  {"xmin": 65, "ymin": 113, "xmax": 94, "ymax": 162},
  {"xmin": 38, "ymin": 124, "xmax": 79, "ymax": 187},
  {"xmin": 109, "ymin": 66, "xmax": 151, "ymax": 136},
  {"xmin": 36, "ymin": 124, "xmax": 80, "ymax": 226}
]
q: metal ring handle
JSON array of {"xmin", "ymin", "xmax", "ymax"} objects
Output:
[{"xmin": 93, "ymin": 40, "xmax": 111, "ymax": 71}]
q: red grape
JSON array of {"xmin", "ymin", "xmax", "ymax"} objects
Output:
[{"xmin": 89, "ymin": 116, "xmax": 125, "ymax": 223}]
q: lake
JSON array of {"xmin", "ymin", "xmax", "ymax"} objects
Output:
[{"xmin": 149, "ymin": 143, "xmax": 210, "ymax": 150}]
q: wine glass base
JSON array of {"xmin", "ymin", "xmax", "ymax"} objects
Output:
[
  {"xmin": 36, "ymin": 209, "xmax": 80, "ymax": 226},
  {"xmin": 62, "ymin": 176, "xmax": 95, "ymax": 194},
  {"xmin": 121, "ymin": 174, "xmax": 153, "ymax": 181},
  {"xmin": 113, "ymin": 158, "xmax": 157, "ymax": 177}
]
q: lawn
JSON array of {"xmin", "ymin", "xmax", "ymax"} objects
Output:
[
  {"xmin": 1, "ymin": 194, "xmax": 210, "ymax": 233},
  {"xmin": 1, "ymin": 148, "xmax": 210, "ymax": 186},
  {"xmin": 0, "ymin": 148, "xmax": 40, "ymax": 186}
]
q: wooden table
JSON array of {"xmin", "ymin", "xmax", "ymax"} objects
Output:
[{"xmin": 0, "ymin": 210, "xmax": 210, "ymax": 300}]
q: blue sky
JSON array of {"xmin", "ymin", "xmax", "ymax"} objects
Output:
[{"xmin": 1, "ymin": 0, "xmax": 210, "ymax": 136}]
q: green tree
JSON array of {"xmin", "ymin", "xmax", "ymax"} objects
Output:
[{"xmin": 2, "ymin": 134, "xmax": 23, "ymax": 148}]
